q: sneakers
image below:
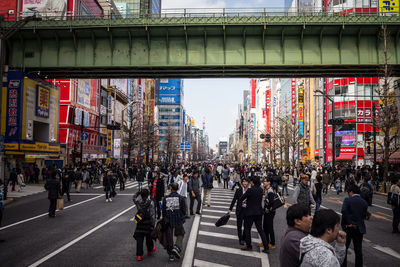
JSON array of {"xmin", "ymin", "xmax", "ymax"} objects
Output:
[
  {"xmin": 109, "ymin": 198, "xmax": 112, "ymax": 202},
  {"xmin": 147, "ymin": 246, "xmax": 156, "ymax": 256},
  {"xmin": 137, "ymin": 256, "xmax": 143, "ymax": 261},
  {"xmin": 196, "ymin": 212, "xmax": 201, "ymax": 215},
  {"xmin": 169, "ymin": 254, "xmax": 175, "ymax": 262},
  {"xmin": 106, "ymin": 199, "xmax": 109, "ymax": 202},
  {"xmin": 172, "ymin": 245, "xmax": 181, "ymax": 259}
]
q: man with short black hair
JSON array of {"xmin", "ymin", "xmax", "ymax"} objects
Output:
[
  {"xmin": 162, "ymin": 182, "xmax": 186, "ymax": 262},
  {"xmin": 341, "ymin": 184, "xmax": 368, "ymax": 267},
  {"xmin": 293, "ymin": 174, "xmax": 316, "ymax": 215},
  {"xmin": 299, "ymin": 209, "xmax": 346, "ymax": 266},
  {"xmin": 280, "ymin": 204, "xmax": 312, "ymax": 267}
]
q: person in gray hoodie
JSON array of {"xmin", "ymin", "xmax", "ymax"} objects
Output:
[
  {"xmin": 299, "ymin": 209, "xmax": 346, "ymax": 267},
  {"xmin": 280, "ymin": 204, "xmax": 312, "ymax": 267}
]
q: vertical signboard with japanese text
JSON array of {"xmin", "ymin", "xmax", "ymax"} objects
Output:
[
  {"xmin": 266, "ymin": 90, "xmax": 271, "ymax": 134},
  {"xmin": 6, "ymin": 74, "xmax": 22, "ymax": 140},
  {"xmin": 298, "ymin": 80, "xmax": 304, "ymax": 137},
  {"xmin": 36, "ymin": 85, "xmax": 50, "ymax": 118},
  {"xmin": 251, "ymin": 79, "xmax": 257, "ymax": 108},
  {"xmin": 291, "ymin": 79, "xmax": 296, "ymax": 124}
]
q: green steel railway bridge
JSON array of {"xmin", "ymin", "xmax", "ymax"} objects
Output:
[{"xmin": 1, "ymin": 8, "xmax": 400, "ymax": 78}]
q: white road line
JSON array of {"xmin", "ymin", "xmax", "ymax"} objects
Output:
[
  {"xmin": 320, "ymin": 205, "xmax": 342, "ymax": 216},
  {"xmin": 200, "ymin": 222, "xmax": 256, "ymax": 232},
  {"xmin": 182, "ymin": 209, "xmax": 201, "ymax": 267},
  {"xmin": 197, "ymin": 242, "xmax": 268, "ymax": 259},
  {"xmin": 371, "ymin": 203, "xmax": 392, "ymax": 211},
  {"xmin": 211, "ymin": 197, "xmax": 233, "ymax": 200},
  {"xmin": 372, "ymin": 245, "xmax": 400, "ymax": 260},
  {"xmin": 202, "ymin": 209, "xmax": 230, "ymax": 214},
  {"xmin": 201, "ymin": 214, "xmax": 237, "ymax": 221},
  {"xmin": 0, "ymin": 195, "xmax": 104, "ymax": 231},
  {"xmin": 198, "ymin": 230, "xmax": 259, "ymax": 242},
  {"xmin": 212, "ymin": 201, "xmax": 233, "ymax": 205},
  {"xmin": 28, "ymin": 204, "xmax": 136, "ymax": 267},
  {"xmin": 69, "ymin": 193, "xmax": 102, "ymax": 196},
  {"xmin": 205, "ymin": 205, "xmax": 230, "ymax": 209},
  {"xmin": 194, "ymin": 259, "xmax": 232, "ymax": 267}
]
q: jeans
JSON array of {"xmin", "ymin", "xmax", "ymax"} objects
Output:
[
  {"xmin": 135, "ymin": 234, "xmax": 154, "ymax": 256},
  {"xmin": 343, "ymin": 227, "xmax": 364, "ymax": 267},
  {"xmin": 393, "ymin": 206, "xmax": 400, "ymax": 233},
  {"xmin": 223, "ymin": 179, "xmax": 228, "ymax": 189},
  {"xmin": 190, "ymin": 193, "xmax": 201, "ymax": 213},
  {"xmin": 263, "ymin": 212, "xmax": 275, "ymax": 245},
  {"xmin": 202, "ymin": 188, "xmax": 211, "ymax": 206},
  {"xmin": 315, "ymin": 198, "xmax": 322, "ymax": 212},
  {"xmin": 232, "ymin": 182, "xmax": 238, "ymax": 190},
  {"xmin": 244, "ymin": 215, "xmax": 268, "ymax": 249},
  {"xmin": 281, "ymin": 184, "xmax": 288, "ymax": 195}
]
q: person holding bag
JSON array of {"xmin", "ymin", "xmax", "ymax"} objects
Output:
[{"xmin": 261, "ymin": 177, "xmax": 277, "ymax": 249}]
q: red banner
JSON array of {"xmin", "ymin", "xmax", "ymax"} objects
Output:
[
  {"xmin": 266, "ymin": 90, "xmax": 271, "ymax": 134},
  {"xmin": 251, "ymin": 79, "xmax": 257, "ymax": 108}
]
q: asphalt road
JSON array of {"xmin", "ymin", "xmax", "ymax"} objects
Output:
[{"xmin": 0, "ymin": 178, "xmax": 399, "ymax": 267}]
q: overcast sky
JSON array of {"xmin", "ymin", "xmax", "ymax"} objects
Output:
[{"xmin": 162, "ymin": 1, "xmax": 286, "ymax": 149}]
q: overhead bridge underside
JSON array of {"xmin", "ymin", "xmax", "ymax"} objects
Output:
[{"xmin": 3, "ymin": 16, "xmax": 400, "ymax": 78}]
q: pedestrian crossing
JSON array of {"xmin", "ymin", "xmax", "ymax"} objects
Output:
[
  {"xmin": 93, "ymin": 180, "xmax": 138, "ymax": 190},
  {"xmin": 191, "ymin": 185, "xmax": 269, "ymax": 267}
]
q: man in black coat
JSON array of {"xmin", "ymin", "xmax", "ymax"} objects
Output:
[
  {"xmin": 44, "ymin": 171, "xmax": 62, "ymax": 217},
  {"xmin": 239, "ymin": 176, "xmax": 269, "ymax": 253},
  {"xmin": 228, "ymin": 178, "xmax": 249, "ymax": 245},
  {"xmin": 341, "ymin": 184, "xmax": 368, "ymax": 267}
]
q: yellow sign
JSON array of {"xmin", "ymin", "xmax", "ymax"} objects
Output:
[
  {"xmin": 106, "ymin": 157, "xmax": 111, "ymax": 165},
  {"xmin": 380, "ymin": 0, "xmax": 399, "ymax": 12},
  {"xmin": 4, "ymin": 143, "xmax": 19, "ymax": 150},
  {"xmin": 107, "ymin": 130, "xmax": 112, "ymax": 151},
  {"xmin": 20, "ymin": 142, "xmax": 60, "ymax": 153}
]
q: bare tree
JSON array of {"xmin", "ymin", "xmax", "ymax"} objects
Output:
[
  {"xmin": 375, "ymin": 25, "xmax": 400, "ymax": 192},
  {"xmin": 164, "ymin": 126, "xmax": 180, "ymax": 164}
]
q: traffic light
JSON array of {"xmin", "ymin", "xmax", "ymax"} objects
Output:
[{"xmin": 265, "ymin": 134, "xmax": 271, "ymax": 143}]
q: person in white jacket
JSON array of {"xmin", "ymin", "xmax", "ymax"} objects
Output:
[{"xmin": 299, "ymin": 209, "xmax": 346, "ymax": 267}]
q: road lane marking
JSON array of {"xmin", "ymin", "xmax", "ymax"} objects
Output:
[
  {"xmin": 201, "ymin": 214, "xmax": 237, "ymax": 221},
  {"xmin": 0, "ymin": 195, "xmax": 104, "ymax": 231},
  {"xmin": 194, "ymin": 259, "xmax": 232, "ymax": 267},
  {"xmin": 28, "ymin": 204, "xmax": 136, "ymax": 267},
  {"xmin": 205, "ymin": 205, "xmax": 231, "ymax": 209},
  {"xmin": 198, "ymin": 230, "xmax": 260, "ymax": 242},
  {"xmin": 372, "ymin": 245, "xmax": 400, "ymax": 260},
  {"xmin": 211, "ymin": 201, "xmax": 233, "ymax": 205},
  {"xmin": 197, "ymin": 242, "xmax": 269, "ymax": 260},
  {"xmin": 372, "ymin": 203, "xmax": 392, "ymax": 211},
  {"xmin": 182, "ymin": 207, "xmax": 201, "ymax": 267},
  {"xmin": 200, "ymin": 222, "xmax": 256, "ymax": 232},
  {"xmin": 202, "ymin": 209, "xmax": 230, "ymax": 214}
]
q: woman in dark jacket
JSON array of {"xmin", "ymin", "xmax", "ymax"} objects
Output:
[
  {"xmin": 137, "ymin": 167, "xmax": 145, "ymax": 191},
  {"xmin": 103, "ymin": 170, "xmax": 113, "ymax": 202},
  {"xmin": 133, "ymin": 189, "xmax": 156, "ymax": 261},
  {"xmin": 262, "ymin": 177, "xmax": 276, "ymax": 249},
  {"xmin": 153, "ymin": 172, "xmax": 165, "ymax": 220}
]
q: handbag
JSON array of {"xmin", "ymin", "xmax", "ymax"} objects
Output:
[
  {"xmin": 265, "ymin": 192, "xmax": 285, "ymax": 212},
  {"xmin": 215, "ymin": 213, "xmax": 230, "ymax": 227},
  {"xmin": 57, "ymin": 198, "xmax": 64, "ymax": 210}
]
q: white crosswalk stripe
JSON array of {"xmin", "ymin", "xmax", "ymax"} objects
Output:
[{"xmin": 189, "ymin": 187, "xmax": 269, "ymax": 267}]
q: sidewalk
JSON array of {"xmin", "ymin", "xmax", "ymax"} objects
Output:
[{"xmin": 4, "ymin": 184, "xmax": 46, "ymax": 206}]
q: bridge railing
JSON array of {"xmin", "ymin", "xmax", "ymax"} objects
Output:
[{"xmin": 1, "ymin": 7, "xmax": 399, "ymax": 22}]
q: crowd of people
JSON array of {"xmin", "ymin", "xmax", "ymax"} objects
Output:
[{"xmin": 1, "ymin": 161, "xmax": 400, "ymax": 266}]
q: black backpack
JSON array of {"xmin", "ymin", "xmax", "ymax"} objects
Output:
[{"xmin": 135, "ymin": 200, "xmax": 151, "ymax": 224}]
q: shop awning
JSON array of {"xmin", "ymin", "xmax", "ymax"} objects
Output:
[{"xmin": 336, "ymin": 153, "xmax": 355, "ymax": 161}]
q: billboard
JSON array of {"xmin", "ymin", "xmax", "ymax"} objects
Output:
[
  {"xmin": 159, "ymin": 79, "xmax": 182, "ymax": 105},
  {"xmin": 22, "ymin": 0, "xmax": 67, "ymax": 19},
  {"xmin": 77, "ymin": 79, "xmax": 91, "ymax": 108},
  {"xmin": 251, "ymin": 79, "xmax": 257, "ymax": 108},
  {"xmin": 298, "ymin": 80, "xmax": 304, "ymax": 137},
  {"xmin": 36, "ymin": 85, "xmax": 50, "ymax": 118},
  {"xmin": 266, "ymin": 90, "xmax": 271, "ymax": 134},
  {"xmin": 5, "ymin": 76, "xmax": 23, "ymax": 139}
]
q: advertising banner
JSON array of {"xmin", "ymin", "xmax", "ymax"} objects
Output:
[
  {"xmin": 6, "ymin": 73, "xmax": 23, "ymax": 140},
  {"xmin": 77, "ymin": 79, "xmax": 91, "ymax": 108},
  {"xmin": 379, "ymin": 0, "xmax": 399, "ymax": 13},
  {"xmin": 159, "ymin": 79, "xmax": 182, "ymax": 105},
  {"xmin": 36, "ymin": 85, "xmax": 50, "ymax": 118},
  {"xmin": 251, "ymin": 79, "xmax": 257, "ymax": 108},
  {"xmin": 22, "ymin": 0, "xmax": 67, "ymax": 18},
  {"xmin": 298, "ymin": 81, "xmax": 304, "ymax": 136},
  {"xmin": 266, "ymin": 90, "xmax": 271, "ymax": 134},
  {"xmin": 110, "ymin": 79, "xmax": 128, "ymax": 96},
  {"xmin": 107, "ymin": 130, "xmax": 112, "ymax": 151},
  {"xmin": 113, "ymin": 139, "xmax": 121, "ymax": 158},
  {"xmin": 291, "ymin": 79, "xmax": 296, "ymax": 124}
]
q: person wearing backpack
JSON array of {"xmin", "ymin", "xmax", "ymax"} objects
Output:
[
  {"xmin": 133, "ymin": 189, "xmax": 156, "ymax": 261},
  {"xmin": 261, "ymin": 177, "xmax": 277, "ymax": 249},
  {"xmin": 201, "ymin": 167, "xmax": 213, "ymax": 207},
  {"xmin": 390, "ymin": 177, "xmax": 400, "ymax": 234}
]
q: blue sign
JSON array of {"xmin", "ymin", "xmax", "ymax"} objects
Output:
[
  {"xmin": 180, "ymin": 142, "xmax": 191, "ymax": 151},
  {"xmin": 5, "ymin": 71, "xmax": 23, "ymax": 140},
  {"xmin": 80, "ymin": 132, "xmax": 89, "ymax": 141},
  {"xmin": 159, "ymin": 79, "xmax": 182, "ymax": 105}
]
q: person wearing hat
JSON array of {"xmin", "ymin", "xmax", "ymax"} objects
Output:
[{"xmin": 293, "ymin": 174, "xmax": 316, "ymax": 215}]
